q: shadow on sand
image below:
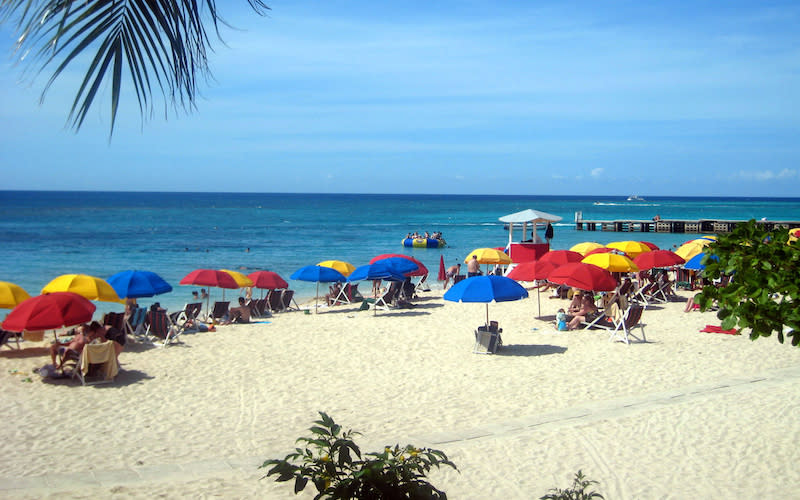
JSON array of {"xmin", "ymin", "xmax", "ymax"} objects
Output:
[{"xmin": 496, "ymin": 344, "xmax": 568, "ymax": 357}]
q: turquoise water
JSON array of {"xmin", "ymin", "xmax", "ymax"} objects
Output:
[{"xmin": 2, "ymin": 191, "xmax": 799, "ymax": 315}]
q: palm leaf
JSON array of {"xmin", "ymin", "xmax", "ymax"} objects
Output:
[{"xmin": 1, "ymin": 0, "xmax": 270, "ymax": 137}]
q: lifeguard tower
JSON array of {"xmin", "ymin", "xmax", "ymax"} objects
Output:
[{"xmin": 499, "ymin": 209, "xmax": 562, "ymax": 263}]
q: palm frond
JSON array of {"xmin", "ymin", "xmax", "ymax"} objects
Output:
[{"xmin": 1, "ymin": 0, "xmax": 270, "ymax": 137}]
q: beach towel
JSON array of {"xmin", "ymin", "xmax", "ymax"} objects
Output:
[{"xmin": 700, "ymin": 325, "xmax": 739, "ymax": 335}]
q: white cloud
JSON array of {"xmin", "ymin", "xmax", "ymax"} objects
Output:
[
  {"xmin": 736, "ymin": 169, "xmax": 797, "ymax": 181},
  {"xmin": 590, "ymin": 167, "xmax": 604, "ymax": 178}
]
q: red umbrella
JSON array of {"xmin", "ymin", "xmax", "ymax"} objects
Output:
[
  {"xmin": 640, "ymin": 241, "xmax": 659, "ymax": 251},
  {"xmin": 633, "ymin": 250, "xmax": 685, "ymax": 271},
  {"xmin": 547, "ymin": 262, "xmax": 617, "ymax": 292},
  {"xmin": 437, "ymin": 255, "xmax": 446, "ymax": 282},
  {"xmin": 2, "ymin": 292, "xmax": 96, "ymax": 333},
  {"xmin": 506, "ymin": 260, "xmax": 558, "ymax": 281},
  {"xmin": 369, "ymin": 254, "xmax": 428, "ymax": 276},
  {"xmin": 538, "ymin": 250, "xmax": 583, "ymax": 266},
  {"xmin": 179, "ymin": 269, "xmax": 239, "ymax": 288},
  {"xmin": 247, "ymin": 271, "xmax": 289, "ymax": 290}
]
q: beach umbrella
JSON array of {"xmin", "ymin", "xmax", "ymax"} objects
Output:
[
  {"xmin": 370, "ymin": 257, "xmax": 420, "ymax": 276},
  {"xmin": 317, "ymin": 260, "xmax": 356, "ymax": 277},
  {"xmin": 347, "ymin": 264, "xmax": 407, "ymax": 283},
  {"xmin": 547, "ymin": 262, "xmax": 617, "ymax": 292},
  {"xmin": 370, "ymin": 254, "xmax": 428, "ymax": 277},
  {"xmin": 180, "ymin": 269, "xmax": 240, "ymax": 317},
  {"xmin": 444, "ymin": 275, "xmax": 528, "ymax": 327},
  {"xmin": 538, "ymin": 250, "xmax": 583, "ymax": 266},
  {"xmin": 675, "ymin": 240, "xmax": 712, "ymax": 261},
  {"xmin": 2, "ymin": 292, "xmax": 96, "ymax": 340},
  {"xmin": 220, "ymin": 270, "xmax": 254, "ymax": 288},
  {"xmin": 584, "ymin": 247, "xmax": 628, "ymax": 257},
  {"xmin": 684, "ymin": 252, "xmax": 718, "ymax": 271},
  {"xmin": 247, "ymin": 271, "xmax": 288, "ymax": 290},
  {"xmin": 569, "ymin": 242, "xmax": 604, "ymax": 255},
  {"xmin": 506, "ymin": 260, "xmax": 558, "ymax": 318},
  {"xmin": 290, "ymin": 265, "xmax": 347, "ymax": 313},
  {"xmin": 107, "ymin": 270, "xmax": 172, "ymax": 299},
  {"xmin": 42, "ymin": 274, "xmax": 121, "ymax": 303},
  {"xmin": 0, "ymin": 281, "xmax": 31, "ymax": 309},
  {"xmin": 640, "ymin": 241, "xmax": 659, "ymax": 251},
  {"xmin": 633, "ymin": 250, "xmax": 685, "ymax": 271},
  {"xmin": 606, "ymin": 241, "xmax": 652, "ymax": 258},
  {"xmin": 437, "ymin": 255, "xmax": 446, "ymax": 283},
  {"xmin": 581, "ymin": 253, "xmax": 639, "ymax": 273},
  {"xmin": 464, "ymin": 248, "xmax": 512, "ymax": 265}
]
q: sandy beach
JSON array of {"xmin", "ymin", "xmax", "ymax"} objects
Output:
[{"xmin": 1, "ymin": 286, "xmax": 799, "ymax": 499}]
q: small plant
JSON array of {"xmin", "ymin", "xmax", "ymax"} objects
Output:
[
  {"xmin": 540, "ymin": 470, "xmax": 605, "ymax": 500},
  {"xmin": 261, "ymin": 412, "xmax": 458, "ymax": 499}
]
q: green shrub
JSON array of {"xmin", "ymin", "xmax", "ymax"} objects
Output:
[
  {"xmin": 540, "ymin": 470, "xmax": 605, "ymax": 500},
  {"xmin": 261, "ymin": 412, "xmax": 458, "ymax": 499}
]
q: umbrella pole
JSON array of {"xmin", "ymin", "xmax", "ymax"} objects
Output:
[
  {"xmin": 315, "ymin": 282, "xmax": 319, "ymax": 314},
  {"xmin": 485, "ymin": 303, "xmax": 489, "ymax": 328},
  {"xmin": 537, "ymin": 288, "xmax": 541, "ymax": 318}
]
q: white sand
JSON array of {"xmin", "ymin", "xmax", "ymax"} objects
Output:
[{"xmin": 1, "ymin": 287, "xmax": 799, "ymax": 499}]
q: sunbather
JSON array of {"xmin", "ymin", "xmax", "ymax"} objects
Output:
[
  {"xmin": 568, "ymin": 294, "xmax": 599, "ymax": 330},
  {"xmin": 224, "ymin": 297, "xmax": 251, "ymax": 324},
  {"xmin": 49, "ymin": 324, "xmax": 89, "ymax": 368}
]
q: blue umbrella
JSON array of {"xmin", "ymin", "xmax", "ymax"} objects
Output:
[
  {"xmin": 107, "ymin": 270, "xmax": 173, "ymax": 298},
  {"xmin": 290, "ymin": 265, "xmax": 347, "ymax": 313},
  {"xmin": 444, "ymin": 275, "xmax": 529, "ymax": 326},
  {"xmin": 347, "ymin": 264, "xmax": 407, "ymax": 283},
  {"xmin": 370, "ymin": 257, "xmax": 419, "ymax": 276},
  {"xmin": 684, "ymin": 252, "xmax": 718, "ymax": 271}
]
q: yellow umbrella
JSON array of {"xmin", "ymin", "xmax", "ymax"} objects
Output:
[
  {"xmin": 606, "ymin": 241, "xmax": 652, "ymax": 258},
  {"xmin": 464, "ymin": 248, "xmax": 512, "ymax": 265},
  {"xmin": 220, "ymin": 269, "xmax": 255, "ymax": 288},
  {"xmin": 42, "ymin": 274, "xmax": 121, "ymax": 303},
  {"xmin": 582, "ymin": 253, "xmax": 639, "ymax": 273},
  {"xmin": 675, "ymin": 239, "xmax": 713, "ymax": 260},
  {"xmin": 317, "ymin": 260, "xmax": 356, "ymax": 277},
  {"xmin": 789, "ymin": 228, "xmax": 800, "ymax": 243},
  {"xmin": 569, "ymin": 242, "xmax": 604, "ymax": 255},
  {"xmin": 0, "ymin": 281, "xmax": 31, "ymax": 309}
]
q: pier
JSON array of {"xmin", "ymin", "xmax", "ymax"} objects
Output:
[{"xmin": 574, "ymin": 212, "xmax": 800, "ymax": 234}]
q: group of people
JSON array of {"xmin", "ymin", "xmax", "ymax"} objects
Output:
[
  {"xmin": 49, "ymin": 320, "xmax": 126, "ymax": 372},
  {"xmin": 406, "ymin": 231, "xmax": 444, "ymax": 240}
]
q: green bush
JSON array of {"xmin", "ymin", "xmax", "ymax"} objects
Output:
[
  {"xmin": 540, "ymin": 470, "xmax": 605, "ymax": 500},
  {"xmin": 261, "ymin": 412, "xmax": 458, "ymax": 499}
]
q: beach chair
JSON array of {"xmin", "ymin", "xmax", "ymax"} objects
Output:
[
  {"xmin": 103, "ymin": 312, "xmax": 125, "ymax": 332},
  {"xmin": 74, "ymin": 341, "xmax": 118, "ymax": 385},
  {"xmin": 267, "ymin": 290, "xmax": 284, "ymax": 313},
  {"xmin": 281, "ymin": 290, "xmax": 299, "ymax": 311},
  {"xmin": 146, "ymin": 310, "xmax": 183, "ymax": 347},
  {"xmin": 414, "ymin": 274, "xmax": 430, "ymax": 293},
  {"xmin": 125, "ymin": 307, "xmax": 148, "ymax": 340},
  {"xmin": 209, "ymin": 301, "xmax": 230, "ymax": 322},
  {"xmin": 0, "ymin": 329, "xmax": 21, "ymax": 350},
  {"xmin": 609, "ymin": 305, "xmax": 646, "ymax": 344},
  {"xmin": 474, "ymin": 323, "xmax": 502, "ymax": 354},
  {"xmin": 373, "ymin": 286, "xmax": 398, "ymax": 311}
]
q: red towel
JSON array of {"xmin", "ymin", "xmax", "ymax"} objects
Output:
[{"xmin": 700, "ymin": 325, "xmax": 739, "ymax": 335}]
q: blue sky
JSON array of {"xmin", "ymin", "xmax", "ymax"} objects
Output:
[{"xmin": 1, "ymin": 0, "xmax": 799, "ymax": 196}]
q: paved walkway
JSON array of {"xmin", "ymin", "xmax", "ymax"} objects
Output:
[{"xmin": 4, "ymin": 364, "xmax": 799, "ymax": 494}]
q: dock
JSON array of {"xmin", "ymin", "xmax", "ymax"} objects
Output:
[{"xmin": 574, "ymin": 212, "xmax": 800, "ymax": 233}]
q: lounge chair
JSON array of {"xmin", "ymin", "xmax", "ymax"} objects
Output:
[
  {"xmin": 125, "ymin": 307, "xmax": 148, "ymax": 340},
  {"xmin": 146, "ymin": 310, "xmax": 183, "ymax": 347},
  {"xmin": 103, "ymin": 312, "xmax": 125, "ymax": 332},
  {"xmin": 281, "ymin": 290, "xmax": 299, "ymax": 311},
  {"xmin": 267, "ymin": 289, "xmax": 284, "ymax": 313},
  {"xmin": 0, "ymin": 329, "xmax": 21, "ymax": 350},
  {"xmin": 373, "ymin": 286, "xmax": 398, "ymax": 311},
  {"xmin": 209, "ymin": 301, "xmax": 230, "ymax": 322},
  {"xmin": 474, "ymin": 322, "xmax": 502, "ymax": 354},
  {"xmin": 609, "ymin": 305, "xmax": 647, "ymax": 344},
  {"xmin": 75, "ymin": 341, "xmax": 118, "ymax": 385}
]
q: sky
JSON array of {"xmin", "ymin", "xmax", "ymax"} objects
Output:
[{"xmin": 1, "ymin": 0, "xmax": 799, "ymax": 196}]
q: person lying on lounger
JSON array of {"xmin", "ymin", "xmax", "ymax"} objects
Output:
[
  {"xmin": 568, "ymin": 294, "xmax": 599, "ymax": 330},
  {"xmin": 49, "ymin": 324, "xmax": 89, "ymax": 369},
  {"xmin": 224, "ymin": 297, "xmax": 251, "ymax": 324}
]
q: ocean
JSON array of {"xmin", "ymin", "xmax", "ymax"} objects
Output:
[{"xmin": 2, "ymin": 191, "xmax": 799, "ymax": 316}]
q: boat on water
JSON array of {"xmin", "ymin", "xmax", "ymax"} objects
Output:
[
  {"xmin": 627, "ymin": 195, "xmax": 645, "ymax": 201},
  {"xmin": 402, "ymin": 237, "xmax": 446, "ymax": 248}
]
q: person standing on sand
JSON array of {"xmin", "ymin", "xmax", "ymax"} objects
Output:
[
  {"xmin": 545, "ymin": 223, "xmax": 554, "ymax": 244},
  {"xmin": 467, "ymin": 255, "xmax": 481, "ymax": 277}
]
